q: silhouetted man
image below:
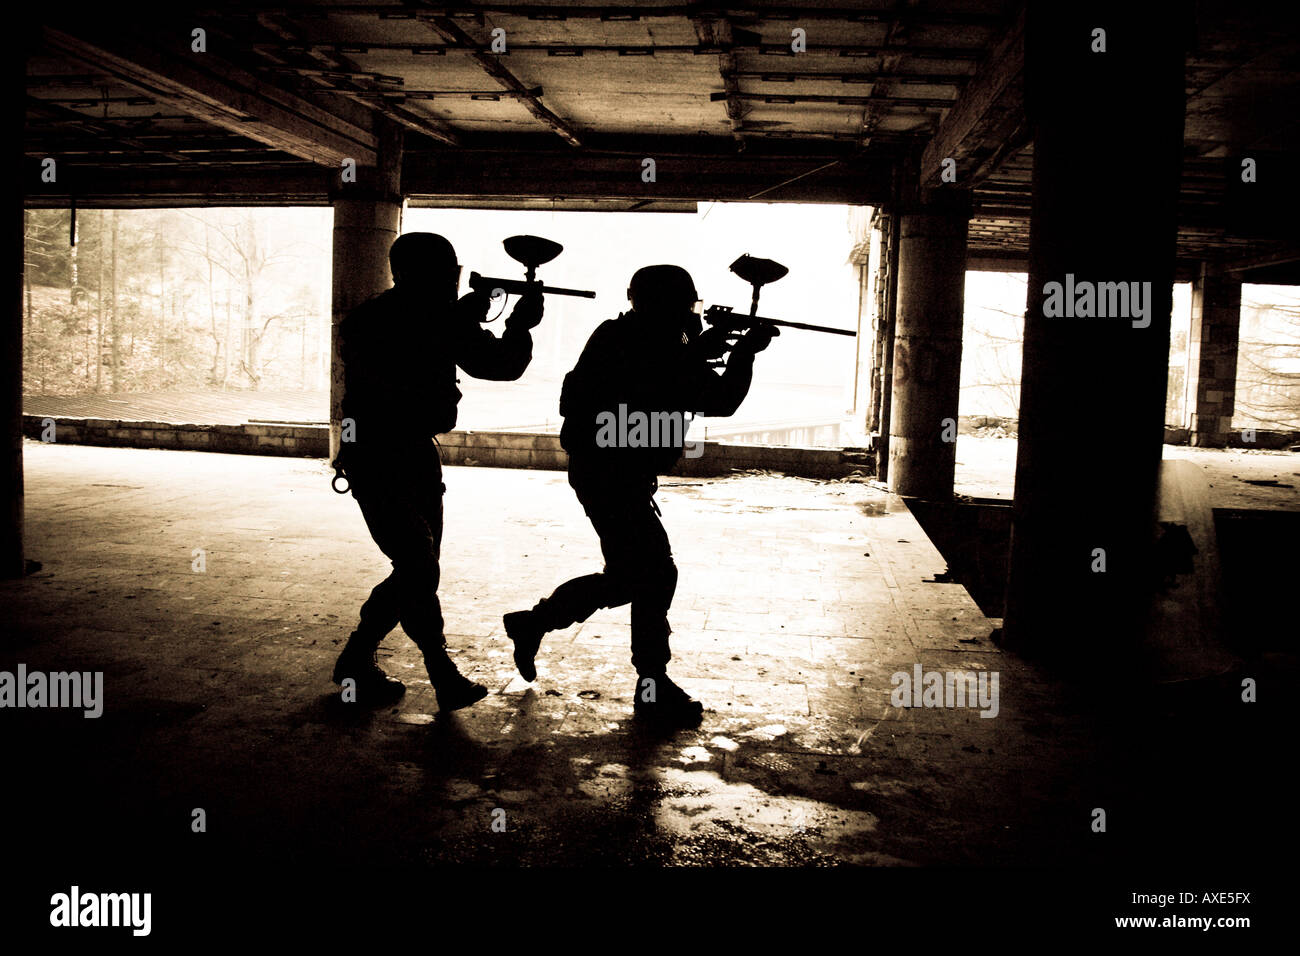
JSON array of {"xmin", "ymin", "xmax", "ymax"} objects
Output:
[
  {"xmin": 332, "ymin": 232, "xmax": 543, "ymax": 709},
  {"xmin": 503, "ymin": 265, "xmax": 776, "ymax": 728}
]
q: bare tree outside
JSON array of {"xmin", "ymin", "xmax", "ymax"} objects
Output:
[
  {"xmin": 1236, "ymin": 285, "xmax": 1300, "ymax": 429},
  {"xmin": 22, "ymin": 207, "xmax": 330, "ymax": 397}
]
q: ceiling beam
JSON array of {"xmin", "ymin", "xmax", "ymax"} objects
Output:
[
  {"xmin": 253, "ymin": 13, "xmax": 463, "ymax": 147},
  {"xmin": 691, "ymin": 13, "xmax": 747, "ymax": 147},
  {"xmin": 319, "ymin": 88, "xmax": 542, "ymax": 101},
  {"xmin": 24, "ymin": 165, "xmax": 329, "ymax": 207},
  {"xmin": 266, "ymin": 65, "xmax": 406, "ymax": 86},
  {"xmin": 22, "ymin": 147, "xmax": 888, "ymax": 205},
  {"xmin": 421, "ymin": 16, "xmax": 583, "ymax": 146},
  {"xmin": 919, "ymin": 6, "xmax": 1025, "ymax": 186},
  {"xmin": 41, "ymin": 23, "xmax": 378, "ymax": 166},
  {"xmin": 1215, "ymin": 245, "xmax": 1300, "ymax": 275},
  {"xmin": 250, "ymin": 40, "xmax": 987, "ymax": 59},
  {"xmin": 401, "ymin": 148, "xmax": 888, "ymax": 203},
  {"xmin": 201, "ymin": 4, "xmax": 1005, "ymax": 27},
  {"xmin": 717, "ymin": 91, "xmax": 955, "ymax": 108},
  {"xmin": 732, "ymin": 70, "xmax": 975, "ymax": 85},
  {"xmin": 25, "ymin": 96, "xmax": 190, "ymax": 162},
  {"xmin": 408, "ymin": 196, "xmax": 698, "ymax": 214}
]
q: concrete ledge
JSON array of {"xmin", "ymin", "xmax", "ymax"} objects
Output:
[
  {"xmin": 1164, "ymin": 425, "xmax": 1300, "ymax": 450},
  {"xmin": 24, "ymin": 416, "xmax": 328, "ymax": 458},
  {"xmin": 675, "ymin": 440, "xmax": 870, "ymax": 479},
  {"xmin": 23, "ymin": 417, "xmax": 878, "ymax": 479}
]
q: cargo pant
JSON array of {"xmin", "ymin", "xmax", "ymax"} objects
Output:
[
  {"xmin": 342, "ymin": 443, "xmax": 455, "ymax": 675},
  {"xmin": 529, "ymin": 458, "xmax": 678, "ymax": 675}
]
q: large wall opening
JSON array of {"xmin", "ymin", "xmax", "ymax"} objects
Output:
[
  {"xmin": 23, "ymin": 203, "xmax": 864, "ymax": 447},
  {"xmin": 1235, "ymin": 284, "xmax": 1300, "ymax": 431}
]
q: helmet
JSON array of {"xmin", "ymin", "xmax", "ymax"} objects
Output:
[
  {"xmin": 627, "ymin": 264, "xmax": 698, "ymax": 314},
  {"xmin": 389, "ymin": 232, "xmax": 459, "ymax": 287}
]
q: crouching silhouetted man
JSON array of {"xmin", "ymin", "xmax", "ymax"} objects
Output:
[
  {"xmin": 503, "ymin": 265, "xmax": 776, "ymax": 728},
  {"xmin": 332, "ymin": 232, "xmax": 542, "ymax": 709}
]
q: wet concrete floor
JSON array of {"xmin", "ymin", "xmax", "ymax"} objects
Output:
[{"xmin": 1, "ymin": 442, "xmax": 1281, "ymax": 871}]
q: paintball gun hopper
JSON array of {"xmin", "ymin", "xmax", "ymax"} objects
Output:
[
  {"xmin": 702, "ymin": 254, "xmax": 856, "ymax": 345},
  {"xmin": 730, "ymin": 254, "xmax": 789, "ymax": 290},
  {"xmin": 504, "ymin": 235, "xmax": 562, "ymax": 276}
]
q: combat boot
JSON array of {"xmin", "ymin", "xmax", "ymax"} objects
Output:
[
  {"xmin": 425, "ymin": 648, "xmax": 488, "ymax": 712},
  {"xmin": 632, "ymin": 673, "xmax": 704, "ymax": 729},
  {"xmin": 332, "ymin": 636, "xmax": 406, "ymax": 706},
  {"xmin": 503, "ymin": 609, "xmax": 545, "ymax": 681}
]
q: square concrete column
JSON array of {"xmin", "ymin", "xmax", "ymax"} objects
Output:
[
  {"xmin": 329, "ymin": 118, "xmax": 403, "ymax": 462},
  {"xmin": 886, "ymin": 191, "xmax": 969, "ymax": 498},
  {"xmin": 872, "ymin": 212, "xmax": 900, "ymax": 479},
  {"xmin": 1002, "ymin": 4, "xmax": 1187, "ymax": 663},
  {"xmin": 1187, "ymin": 266, "xmax": 1241, "ymax": 447}
]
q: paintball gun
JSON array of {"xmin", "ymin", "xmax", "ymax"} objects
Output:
[
  {"xmin": 702, "ymin": 255, "xmax": 856, "ymax": 362},
  {"xmin": 468, "ymin": 235, "xmax": 596, "ymax": 313}
]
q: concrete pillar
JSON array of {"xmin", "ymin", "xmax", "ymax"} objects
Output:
[
  {"xmin": 887, "ymin": 191, "xmax": 969, "ymax": 498},
  {"xmin": 849, "ymin": 227, "xmax": 874, "ymax": 422},
  {"xmin": 329, "ymin": 118, "xmax": 403, "ymax": 462},
  {"xmin": 858, "ymin": 216, "xmax": 884, "ymax": 434},
  {"xmin": 874, "ymin": 212, "xmax": 900, "ymax": 480},
  {"xmin": 2, "ymin": 43, "xmax": 24, "ymax": 578},
  {"xmin": 1002, "ymin": 5, "xmax": 1187, "ymax": 663},
  {"xmin": 1187, "ymin": 267, "xmax": 1241, "ymax": 447}
]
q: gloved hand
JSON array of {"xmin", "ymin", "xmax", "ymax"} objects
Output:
[
  {"xmin": 454, "ymin": 289, "xmax": 492, "ymax": 324},
  {"xmin": 692, "ymin": 325, "xmax": 734, "ymax": 362},
  {"xmin": 732, "ymin": 321, "xmax": 780, "ymax": 355},
  {"xmin": 506, "ymin": 287, "xmax": 544, "ymax": 331}
]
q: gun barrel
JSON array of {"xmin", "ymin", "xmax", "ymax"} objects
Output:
[
  {"xmin": 469, "ymin": 273, "xmax": 596, "ymax": 299},
  {"xmin": 537, "ymin": 283, "xmax": 597, "ymax": 299},
  {"xmin": 705, "ymin": 307, "xmax": 856, "ymax": 337}
]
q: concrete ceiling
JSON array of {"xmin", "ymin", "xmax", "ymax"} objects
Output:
[{"xmin": 20, "ymin": 2, "xmax": 1300, "ymax": 278}]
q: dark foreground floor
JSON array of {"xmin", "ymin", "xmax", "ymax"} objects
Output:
[{"xmin": 1, "ymin": 445, "xmax": 1288, "ymax": 901}]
